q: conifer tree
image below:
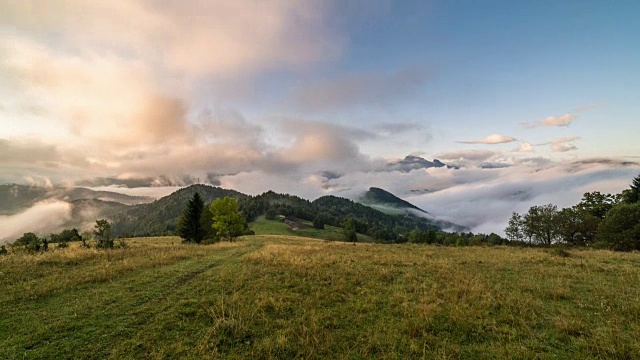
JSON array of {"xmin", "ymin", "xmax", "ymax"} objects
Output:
[
  {"xmin": 177, "ymin": 192, "xmax": 205, "ymax": 243},
  {"xmin": 622, "ymin": 173, "xmax": 640, "ymax": 204}
]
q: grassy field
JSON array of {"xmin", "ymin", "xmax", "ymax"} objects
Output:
[
  {"xmin": 250, "ymin": 216, "xmax": 376, "ymax": 243},
  {"xmin": 2, "ymin": 236, "xmax": 640, "ymax": 359}
]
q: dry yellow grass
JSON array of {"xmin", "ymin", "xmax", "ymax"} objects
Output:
[{"xmin": 2, "ymin": 235, "xmax": 640, "ymax": 359}]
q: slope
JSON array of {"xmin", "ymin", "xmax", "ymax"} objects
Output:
[
  {"xmin": 0, "ymin": 184, "xmax": 152, "ymax": 215},
  {"xmin": 109, "ymin": 184, "xmax": 247, "ymax": 237},
  {"xmin": 359, "ymin": 187, "xmax": 428, "ymax": 215}
]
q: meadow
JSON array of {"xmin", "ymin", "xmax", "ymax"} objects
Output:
[
  {"xmin": 2, "ymin": 235, "xmax": 640, "ymax": 359},
  {"xmin": 250, "ymin": 216, "xmax": 376, "ymax": 243}
]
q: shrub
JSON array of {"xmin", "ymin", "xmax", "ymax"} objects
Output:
[
  {"xmin": 115, "ymin": 238, "xmax": 127, "ymax": 249},
  {"xmin": 0, "ymin": 245, "xmax": 7, "ymax": 255},
  {"xmin": 57, "ymin": 242, "xmax": 69, "ymax": 249},
  {"xmin": 15, "ymin": 233, "xmax": 42, "ymax": 253}
]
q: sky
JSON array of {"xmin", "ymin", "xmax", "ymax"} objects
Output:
[{"xmin": 1, "ymin": 0, "xmax": 639, "ymax": 234}]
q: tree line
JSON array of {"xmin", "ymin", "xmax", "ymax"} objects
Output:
[{"xmin": 505, "ymin": 172, "xmax": 640, "ymax": 251}]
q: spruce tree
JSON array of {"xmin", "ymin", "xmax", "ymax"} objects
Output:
[
  {"xmin": 177, "ymin": 192, "xmax": 205, "ymax": 244},
  {"xmin": 623, "ymin": 173, "xmax": 640, "ymax": 204}
]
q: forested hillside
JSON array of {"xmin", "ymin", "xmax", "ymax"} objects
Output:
[
  {"xmin": 359, "ymin": 187, "xmax": 428, "ymax": 215},
  {"xmin": 108, "ymin": 185, "xmax": 463, "ymax": 241},
  {"xmin": 110, "ymin": 185, "xmax": 246, "ymax": 236}
]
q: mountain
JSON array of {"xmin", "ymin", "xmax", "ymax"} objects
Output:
[
  {"xmin": 0, "ymin": 184, "xmax": 153, "ymax": 215},
  {"xmin": 387, "ymin": 155, "xmax": 458, "ymax": 173},
  {"xmin": 62, "ymin": 188, "xmax": 153, "ymax": 205},
  {"xmin": 357, "ymin": 187, "xmax": 466, "ymax": 232},
  {"xmin": 2, "ymin": 182, "xmax": 466, "ymax": 241},
  {"xmin": 109, "ymin": 185, "xmax": 246, "ymax": 236},
  {"xmin": 107, "ymin": 184, "xmax": 466, "ymax": 239},
  {"xmin": 0, "ymin": 184, "xmax": 50, "ymax": 215},
  {"xmin": 359, "ymin": 187, "xmax": 428, "ymax": 215}
]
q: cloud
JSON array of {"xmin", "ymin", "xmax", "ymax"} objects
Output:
[
  {"xmin": 0, "ymin": 200, "xmax": 72, "ymax": 244},
  {"xmin": 551, "ymin": 143, "xmax": 577, "ymax": 152},
  {"xmin": 542, "ymin": 136, "xmax": 581, "ymax": 152},
  {"xmin": 289, "ymin": 66, "xmax": 429, "ymax": 111},
  {"xmin": 75, "ymin": 175, "xmax": 204, "ymax": 188},
  {"xmin": 575, "ymin": 103, "xmax": 605, "ymax": 112},
  {"xmin": 0, "ymin": 0, "xmax": 349, "ymax": 184},
  {"xmin": 458, "ymin": 134, "xmax": 517, "ymax": 145},
  {"xmin": 480, "ymin": 162, "xmax": 512, "ymax": 169},
  {"xmin": 436, "ymin": 150, "xmax": 499, "ymax": 162},
  {"xmin": 374, "ymin": 122, "xmax": 425, "ymax": 136},
  {"xmin": 368, "ymin": 161, "xmax": 639, "ymax": 235},
  {"xmin": 522, "ymin": 113, "xmax": 576, "ymax": 128},
  {"xmin": 0, "ymin": 1, "xmax": 340, "ymax": 79},
  {"xmin": 571, "ymin": 158, "xmax": 640, "ymax": 167},
  {"xmin": 274, "ymin": 119, "xmax": 373, "ymax": 168},
  {"xmin": 513, "ymin": 141, "xmax": 535, "ymax": 152}
]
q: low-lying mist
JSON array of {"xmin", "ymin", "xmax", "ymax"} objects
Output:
[{"xmin": 0, "ymin": 201, "xmax": 72, "ymax": 244}]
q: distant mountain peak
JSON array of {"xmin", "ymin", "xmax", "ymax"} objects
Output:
[
  {"xmin": 360, "ymin": 187, "xmax": 428, "ymax": 214},
  {"xmin": 387, "ymin": 155, "xmax": 458, "ymax": 173}
]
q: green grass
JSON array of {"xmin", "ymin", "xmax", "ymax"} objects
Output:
[
  {"xmin": 2, "ymin": 236, "xmax": 640, "ymax": 359},
  {"xmin": 250, "ymin": 216, "xmax": 375, "ymax": 242}
]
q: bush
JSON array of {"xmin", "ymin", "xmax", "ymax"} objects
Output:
[
  {"xmin": 57, "ymin": 242, "xmax": 69, "ymax": 249},
  {"xmin": 115, "ymin": 238, "xmax": 127, "ymax": 249},
  {"xmin": 0, "ymin": 245, "xmax": 7, "ymax": 255},
  {"xmin": 50, "ymin": 228, "xmax": 83, "ymax": 243},
  {"xmin": 15, "ymin": 233, "xmax": 42, "ymax": 253}
]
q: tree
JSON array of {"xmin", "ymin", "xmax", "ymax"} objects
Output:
[
  {"xmin": 94, "ymin": 219, "xmax": 113, "ymax": 249},
  {"xmin": 622, "ymin": 173, "xmax": 640, "ymax": 204},
  {"xmin": 505, "ymin": 212, "xmax": 524, "ymax": 242},
  {"xmin": 487, "ymin": 233, "xmax": 505, "ymax": 246},
  {"xmin": 425, "ymin": 229, "xmax": 438, "ymax": 244},
  {"xmin": 555, "ymin": 207, "xmax": 600, "ymax": 246},
  {"xmin": 265, "ymin": 208, "xmax": 277, "ymax": 221},
  {"xmin": 342, "ymin": 217, "xmax": 357, "ymax": 242},
  {"xmin": 312, "ymin": 214, "xmax": 325, "ymax": 229},
  {"xmin": 576, "ymin": 191, "xmax": 618, "ymax": 219},
  {"xmin": 210, "ymin": 197, "xmax": 246, "ymax": 241},
  {"xmin": 524, "ymin": 204, "xmax": 559, "ymax": 246},
  {"xmin": 596, "ymin": 203, "xmax": 640, "ymax": 251},
  {"xmin": 408, "ymin": 229, "xmax": 427, "ymax": 244},
  {"xmin": 177, "ymin": 192, "xmax": 206, "ymax": 244},
  {"xmin": 200, "ymin": 204, "xmax": 215, "ymax": 241}
]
